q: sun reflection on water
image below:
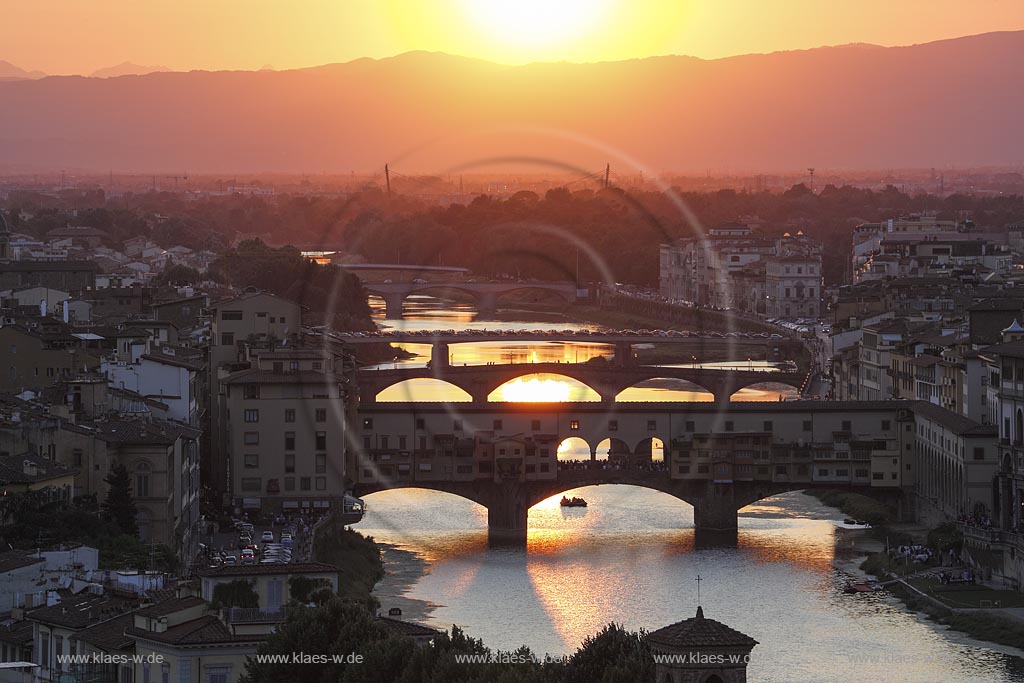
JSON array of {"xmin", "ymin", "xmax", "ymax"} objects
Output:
[{"xmin": 491, "ymin": 375, "xmax": 600, "ymax": 402}]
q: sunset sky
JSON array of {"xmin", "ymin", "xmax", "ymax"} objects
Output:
[{"xmin": 5, "ymin": 0, "xmax": 1024, "ymax": 75}]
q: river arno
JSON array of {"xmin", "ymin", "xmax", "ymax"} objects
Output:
[{"xmin": 358, "ymin": 296, "xmax": 1024, "ymax": 683}]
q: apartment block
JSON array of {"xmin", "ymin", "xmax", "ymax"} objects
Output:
[{"xmin": 220, "ymin": 348, "xmax": 348, "ymax": 513}]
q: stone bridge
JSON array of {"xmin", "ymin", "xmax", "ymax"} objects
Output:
[
  {"xmin": 358, "ymin": 360, "xmax": 807, "ymax": 404},
  {"xmin": 353, "ymin": 469, "xmax": 902, "ymax": 544},
  {"xmin": 363, "ymin": 281, "xmax": 578, "ymax": 318},
  {"xmin": 351, "ymin": 400, "xmax": 914, "ymax": 544}
]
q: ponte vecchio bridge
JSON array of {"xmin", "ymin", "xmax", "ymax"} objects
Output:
[{"xmin": 350, "ymin": 401, "xmax": 912, "ymax": 542}]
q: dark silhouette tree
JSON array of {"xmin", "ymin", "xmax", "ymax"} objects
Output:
[
  {"xmin": 101, "ymin": 464, "xmax": 138, "ymax": 537},
  {"xmin": 212, "ymin": 580, "xmax": 260, "ymax": 609}
]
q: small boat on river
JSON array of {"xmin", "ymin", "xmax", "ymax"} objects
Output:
[{"xmin": 560, "ymin": 496, "xmax": 588, "ymax": 507}]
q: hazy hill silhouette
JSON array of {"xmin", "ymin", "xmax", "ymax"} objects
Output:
[
  {"xmin": 0, "ymin": 31, "xmax": 1021, "ymax": 173},
  {"xmin": 0, "ymin": 60, "xmax": 45, "ymax": 81},
  {"xmin": 90, "ymin": 62, "xmax": 172, "ymax": 78}
]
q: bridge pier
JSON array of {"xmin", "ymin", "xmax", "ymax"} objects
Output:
[
  {"xmin": 614, "ymin": 341, "xmax": 635, "ymax": 367},
  {"xmin": 430, "ymin": 342, "xmax": 450, "ymax": 369},
  {"xmin": 382, "ymin": 293, "xmax": 405, "ymax": 319},
  {"xmin": 476, "ymin": 292, "xmax": 498, "ymax": 318},
  {"xmin": 692, "ymin": 489, "xmax": 739, "ymax": 546},
  {"xmin": 484, "ymin": 483, "xmax": 529, "ymax": 543}
]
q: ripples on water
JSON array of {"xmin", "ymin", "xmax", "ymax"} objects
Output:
[{"xmin": 359, "ymin": 488, "xmax": 1024, "ymax": 683}]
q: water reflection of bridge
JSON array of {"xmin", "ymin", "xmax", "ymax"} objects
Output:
[{"xmin": 352, "ymin": 401, "xmax": 911, "ymax": 544}]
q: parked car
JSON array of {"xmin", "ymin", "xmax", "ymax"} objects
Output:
[{"xmin": 261, "ymin": 531, "xmax": 275, "ymax": 543}]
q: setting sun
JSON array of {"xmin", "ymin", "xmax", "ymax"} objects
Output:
[
  {"xmin": 489, "ymin": 374, "xmax": 605, "ymax": 401},
  {"xmin": 459, "ymin": 0, "xmax": 613, "ymax": 50},
  {"xmin": 494, "ymin": 377, "xmax": 573, "ymax": 402}
]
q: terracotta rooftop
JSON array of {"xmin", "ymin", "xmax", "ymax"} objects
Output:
[
  {"xmin": 0, "ymin": 616, "xmax": 34, "ymax": 647},
  {"xmin": 127, "ymin": 614, "xmax": 265, "ymax": 646},
  {"xmin": 91, "ymin": 418, "xmax": 182, "ymax": 446},
  {"xmin": 28, "ymin": 592, "xmax": 138, "ymax": 629},
  {"xmin": 74, "ymin": 613, "xmax": 135, "ymax": 651},
  {"xmin": 135, "ymin": 596, "xmax": 206, "ymax": 618},
  {"xmin": 911, "ymin": 402, "xmax": 997, "ymax": 437},
  {"xmin": 0, "ymin": 552, "xmax": 44, "ymax": 574},
  {"xmin": 647, "ymin": 607, "xmax": 758, "ymax": 649},
  {"xmin": 0, "ymin": 453, "xmax": 76, "ymax": 485},
  {"xmin": 980, "ymin": 340, "xmax": 1024, "ymax": 359}
]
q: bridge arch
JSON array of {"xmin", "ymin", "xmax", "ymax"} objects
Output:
[
  {"xmin": 557, "ymin": 436, "xmax": 594, "ymax": 462},
  {"xmin": 729, "ymin": 380, "xmax": 802, "ymax": 402},
  {"xmin": 375, "ymin": 377, "xmax": 472, "ymax": 402},
  {"xmin": 633, "ymin": 437, "xmax": 666, "ymax": 462},
  {"xmin": 359, "ymin": 486, "xmax": 490, "ymax": 520},
  {"xmin": 404, "ymin": 284, "xmax": 488, "ymax": 303},
  {"xmin": 487, "ymin": 373, "xmax": 602, "ymax": 402},
  {"xmin": 594, "ymin": 437, "xmax": 632, "ymax": 461},
  {"xmin": 615, "ymin": 377, "xmax": 715, "ymax": 402}
]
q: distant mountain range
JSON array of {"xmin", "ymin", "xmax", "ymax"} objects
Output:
[
  {"xmin": 0, "ymin": 60, "xmax": 46, "ymax": 81},
  {"xmin": 0, "ymin": 31, "xmax": 1022, "ymax": 173},
  {"xmin": 89, "ymin": 62, "xmax": 172, "ymax": 78},
  {"xmin": 0, "ymin": 60, "xmax": 171, "ymax": 81}
]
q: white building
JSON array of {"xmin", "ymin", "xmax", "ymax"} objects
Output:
[{"xmin": 102, "ymin": 344, "xmax": 204, "ymax": 425}]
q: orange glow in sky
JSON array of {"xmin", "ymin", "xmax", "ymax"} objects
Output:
[
  {"xmin": 3, "ymin": 1, "xmax": 1024, "ymax": 74},
  {"xmin": 458, "ymin": 0, "xmax": 615, "ymax": 53}
]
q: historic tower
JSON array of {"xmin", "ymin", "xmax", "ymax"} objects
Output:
[{"xmin": 647, "ymin": 606, "xmax": 758, "ymax": 683}]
